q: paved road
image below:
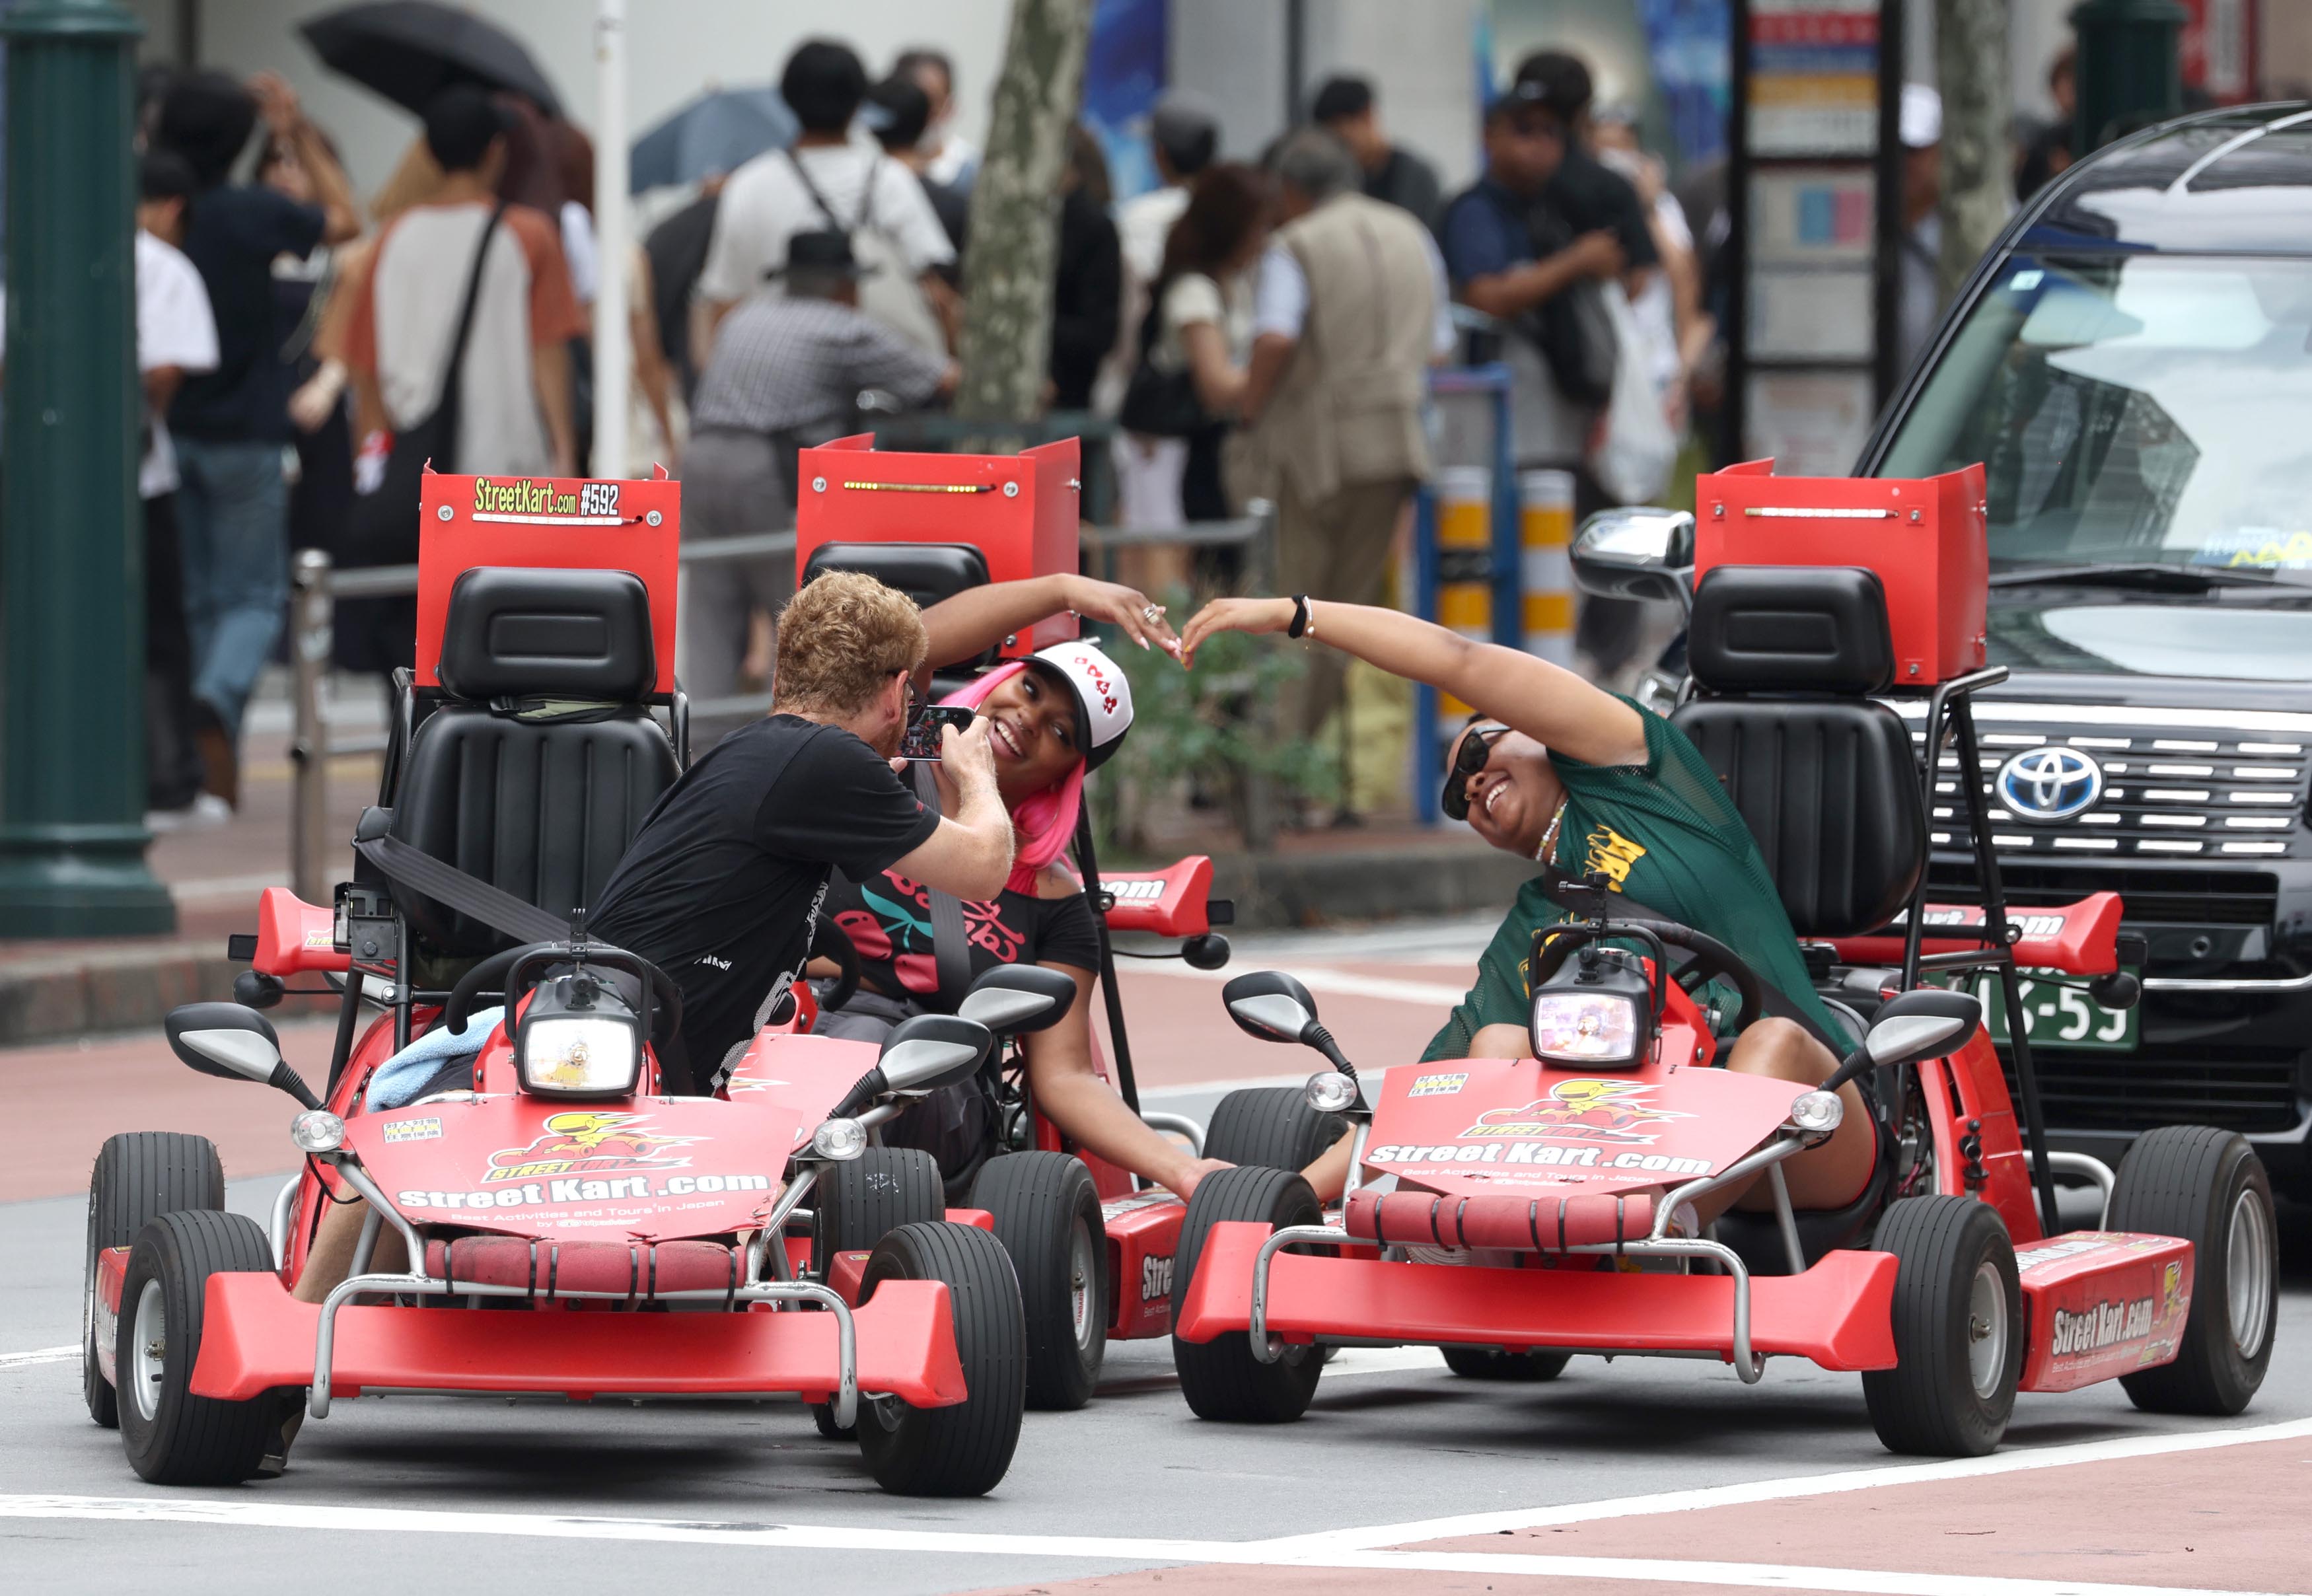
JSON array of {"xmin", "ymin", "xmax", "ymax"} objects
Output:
[{"xmin": 5, "ymin": 916, "xmax": 2306, "ymax": 1595}]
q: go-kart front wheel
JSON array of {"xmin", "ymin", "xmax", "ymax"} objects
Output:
[
  {"xmin": 970, "ymin": 1151, "xmax": 1107, "ymax": 1411},
  {"xmin": 1170, "ymin": 1166, "xmax": 1326, "ymax": 1423},
  {"xmin": 85, "ymin": 1132, "xmax": 225, "ymax": 1428},
  {"xmin": 855, "ymin": 1221, "xmax": 1025, "ymax": 1497},
  {"xmin": 1863, "ymin": 1196, "xmax": 2021, "ymax": 1457},
  {"xmin": 116, "ymin": 1210, "xmax": 277, "ymax": 1484},
  {"xmin": 1202, "ymin": 1087, "xmax": 1346, "ymax": 1172},
  {"xmin": 2109, "ymin": 1126, "xmax": 2276, "ymax": 1416}
]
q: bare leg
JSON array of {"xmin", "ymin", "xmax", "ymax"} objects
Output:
[
  {"xmin": 291, "ymin": 1200, "xmax": 408, "ymax": 1304},
  {"xmin": 1708, "ymin": 1017, "xmax": 1875, "ymax": 1223}
]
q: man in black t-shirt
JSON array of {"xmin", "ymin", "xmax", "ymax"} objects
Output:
[{"xmin": 591, "ymin": 571, "xmax": 1016, "ymax": 1093}]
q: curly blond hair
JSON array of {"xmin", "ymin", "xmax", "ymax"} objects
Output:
[{"xmin": 774, "ymin": 569, "xmax": 927, "ymax": 717}]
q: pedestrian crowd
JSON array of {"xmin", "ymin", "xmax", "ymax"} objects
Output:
[{"xmin": 90, "ymin": 28, "xmax": 1730, "ymax": 842}]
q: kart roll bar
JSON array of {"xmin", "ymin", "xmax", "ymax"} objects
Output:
[{"xmin": 1896, "ymin": 665, "xmax": 2062, "ymax": 1236}]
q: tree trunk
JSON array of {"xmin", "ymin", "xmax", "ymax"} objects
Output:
[
  {"xmin": 1935, "ymin": 0, "xmax": 2013, "ymax": 303},
  {"xmin": 954, "ymin": 0, "xmax": 1095, "ymax": 425}
]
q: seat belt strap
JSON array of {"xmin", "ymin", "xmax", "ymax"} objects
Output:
[
  {"xmin": 908, "ymin": 763, "xmax": 975, "ymax": 1009},
  {"xmin": 354, "ymin": 834, "xmax": 573, "ymax": 948}
]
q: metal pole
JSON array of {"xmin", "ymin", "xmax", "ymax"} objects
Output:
[
  {"xmin": 0, "ymin": 0, "xmax": 173, "ymax": 937},
  {"xmin": 591, "ymin": 0, "xmax": 630, "ymax": 476},
  {"xmin": 289, "ymin": 550, "xmax": 333, "ymax": 906}
]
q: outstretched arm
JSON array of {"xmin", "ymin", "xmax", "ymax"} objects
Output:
[
  {"xmin": 917, "ymin": 574, "xmax": 1182, "ymax": 678},
  {"xmin": 1181, "ymin": 596, "xmax": 1646, "ymax": 768}
]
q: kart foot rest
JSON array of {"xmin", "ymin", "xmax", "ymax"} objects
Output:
[
  {"xmin": 423, "ymin": 1237, "xmax": 742, "ymax": 1301},
  {"xmin": 1346, "ymin": 1189, "xmax": 1655, "ymax": 1252}
]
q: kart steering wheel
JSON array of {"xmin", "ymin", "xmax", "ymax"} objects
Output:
[
  {"xmin": 443, "ymin": 939, "xmax": 684, "ymax": 1047},
  {"xmin": 810, "ymin": 918, "xmax": 861, "ymax": 1017}
]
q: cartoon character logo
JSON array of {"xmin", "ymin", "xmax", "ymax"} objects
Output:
[
  {"xmin": 2161, "ymin": 1259, "xmax": 2188, "ymax": 1321},
  {"xmin": 1464, "ymin": 1078, "xmax": 1688, "ymax": 1145},
  {"xmin": 484, "ymin": 1111, "xmax": 702, "ymax": 1182}
]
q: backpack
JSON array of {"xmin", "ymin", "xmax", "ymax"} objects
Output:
[{"xmin": 785, "ymin": 149, "xmax": 945, "ymax": 354}]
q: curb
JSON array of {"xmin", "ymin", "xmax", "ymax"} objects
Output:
[{"xmin": 0, "ymin": 941, "xmax": 242, "ymax": 1048}]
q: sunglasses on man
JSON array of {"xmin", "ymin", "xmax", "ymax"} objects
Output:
[{"xmin": 1440, "ymin": 721, "xmax": 1508, "ymax": 821}]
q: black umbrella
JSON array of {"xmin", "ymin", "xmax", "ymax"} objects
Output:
[{"xmin": 301, "ymin": 1, "xmax": 563, "ymax": 118}]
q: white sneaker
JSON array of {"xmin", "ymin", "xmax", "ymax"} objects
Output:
[{"xmin": 187, "ymin": 793, "xmax": 233, "ymax": 828}]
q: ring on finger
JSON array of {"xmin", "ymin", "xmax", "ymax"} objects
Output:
[{"xmin": 1141, "ymin": 603, "xmax": 1164, "ymax": 624}]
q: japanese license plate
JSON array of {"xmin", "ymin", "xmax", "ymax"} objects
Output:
[{"xmin": 1955, "ymin": 968, "xmax": 2140, "ymax": 1052}]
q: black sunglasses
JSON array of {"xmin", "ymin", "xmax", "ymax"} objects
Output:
[{"xmin": 1441, "ymin": 722, "xmax": 1507, "ymax": 821}]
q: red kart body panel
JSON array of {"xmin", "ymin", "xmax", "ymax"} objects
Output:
[
  {"xmin": 1103, "ymin": 1191, "xmax": 1187, "ymax": 1339},
  {"xmin": 1099, "ymin": 857, "xmax": 1216, "ymax": 939},
  {"xmin": 93, "ymin": 1245, "xmax": 129, "ymax": 1386},
  {"xmin": 1176, "ymin": 1224, "xmax": 1900, "ymax": 1371},
  {"xmin": 1826, "ymin": 894, "xmax": 2122, "ymax": 978},
  {"xmin": 188, "ymin": 1272, "xmax": 967, "ymax": 1408},
  {"xmin": 2015, "ymin": 1231, "xmax": 2193, "ymax": 1392},
  {"xmin": 1925, "ymin": 1031, "xmax": 2044, "ymax": 1244},
  {"xmin": 414, "ymin": 468, "xmax": 682, "ymax": 695},
  {"xmin": 254, "ymin": 888, "xmax": 349, "ymax": 977}
]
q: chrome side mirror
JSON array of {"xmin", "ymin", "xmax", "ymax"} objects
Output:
[
  {"xmin": 1222, "ymin": 970, "xmax": 1320, "ymax": 1046},
  {"xmin": 164, "ymin": 1002, "xmax": 320, "ymax": 1109},
  {"xmin": 958, "ymin": 964, "xmax": 1076, "ymax": 1037},
  {"xmin": 877, "ymin": 1013, "xmax": 995, "ymax": 1095},
  {"xmin": 1865, "ymin": 990, "xmax": 1983, "ymax": 1068},
  {"xmin": 1571, "ymin": 508, "xmax": 1696, "ymax": 611}
]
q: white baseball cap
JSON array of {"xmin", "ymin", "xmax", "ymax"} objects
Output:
[
  {"xmin": 1900, "ymin": 83, "xmax": 1942, "ymax": 151},
  {"xmin": 1029, "ymin": 639, "xmax": 1134, "ymax": 773}
]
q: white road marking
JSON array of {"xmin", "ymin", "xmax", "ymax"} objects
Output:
[
  {"xmin": 1273, "ymin": 1414, "xmax": 2312, "ymax": 1551},
  {"xmin": 0, "ymin": 1344, "xmax": 73, "ymax": 1368},
  {"xmin": 0, "ymin": 1494, "xmax": 2286, "ymax": 1596}
]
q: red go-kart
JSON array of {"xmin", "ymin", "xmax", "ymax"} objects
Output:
[
  {"xmin": 81, "ymin": 470, "xmax": 1032, "ymax": 1496},
  {"xmin": 1171, "ymin": 555, "xmax": 2279, "ymax": 1455}
]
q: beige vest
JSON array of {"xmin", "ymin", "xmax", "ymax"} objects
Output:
[{"xmin": 1237, "ymin": 192, "xmax": 1435, "ymax": 505}]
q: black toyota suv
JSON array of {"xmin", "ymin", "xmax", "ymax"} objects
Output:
[{"xmin": 1856, "ymin": 104, "xmax": 2312, "ymax": 1199}]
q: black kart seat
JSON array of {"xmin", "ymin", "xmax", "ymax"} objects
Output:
[
  {"xmin": 803, "ymin": 541, "xmax": 990, "ymax": 610},
  {"xmin": 387, "ymin": 567, "xmax": 678, "ymax": 957},
  {"xmin": 1671, "ymin": 566, "xmax": 1926, "ymax": 939}
]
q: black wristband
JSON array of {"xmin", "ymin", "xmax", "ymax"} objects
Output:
[{"xmin": 1287, "ymin": 594, "xmax": 1311, "ymax": 639}]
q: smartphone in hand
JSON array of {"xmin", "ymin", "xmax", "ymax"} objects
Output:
[{"xmin": 898, "ymin": 704, "xmax": 977, "ymax": 761}]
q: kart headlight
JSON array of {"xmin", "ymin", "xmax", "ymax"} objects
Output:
[
  {"xmin": 290, "ymin": 1108, "xmax": 345, "ymax": 1154},
  {"xmin": 810, "ymin": 1117, "xmax": 868, "ymax": 1161},
  {"xmin": 1529, "ymin": 990, "xmax": 1644, "ymax": 1065},
  {"xmin": 1305, "ymin": 1071, "xmax": 1360, "ymax": 1114},
  {"xmin": 1789, "ymin": 1089, "xmax": 1844, "ymax": 1135},
  {"xmin": 516, "ymin": 970, "xmax": 643, "ymax": 1099}
]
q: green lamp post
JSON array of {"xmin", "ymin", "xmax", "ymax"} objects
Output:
[
  {"xmin": 2070, "ymin": 0, "xmax": 2187, "ymax": 156},
  {"xmin": 0, "ymin": 0, "xmax": 174, "ymax": 937}
]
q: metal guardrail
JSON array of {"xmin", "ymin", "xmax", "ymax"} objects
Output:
[{"xmin": 286, "ymin": 508, "xmax": 1276, "ymax": 902}]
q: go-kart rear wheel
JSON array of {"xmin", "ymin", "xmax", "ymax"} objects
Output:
[
  {"xmin": 85, "ymin": 1132, "xmax": 225, "ymax": 1428},
  {"xmin": 969, "ymin": 1151, "xmax": 1107, "ymax": 1410},
  {"xmin": 116, "ymin": 1210, "xmax": 277, "ymax": 1484},
  {"xmin": 1170, "ymin": 1165, "xmax": 1326, "ymax": 1423},
  {"xmin": 811, "ymin": 1146, "xmax": 945, "ymax": 1276},
  {"xmin": 1863, "ymin": 1196, "xmax": 2021, "ymax": 1457},
  {"xmin": 1441, "ymin": 1346, "xmax": 1571, "ymax": 1381},
  {"xmin": 2109, "ymin": 1126, "xmax": 2276, "ymax": 1416},
  {"xmin": 1202, "ymin": 1087, "xmax": 1345, "ymax": 1172},
  {"xmin": 855, "ymin": 1221, "xmax": 1025, "ymax": 1497}
]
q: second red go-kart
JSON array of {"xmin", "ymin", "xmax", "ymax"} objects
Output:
[
  {"xmin": 1170, "ymin": 507, "xmax": 2280, "ymax": 1455},
  {"xmin": 79, "ymin": 469, "xmax": 1032, "ymax": 1496}
]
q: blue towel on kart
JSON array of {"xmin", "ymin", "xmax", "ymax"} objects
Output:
[{"xmin": 363, "ymin": 1007, "xmax": 505, "ymax": 1112}]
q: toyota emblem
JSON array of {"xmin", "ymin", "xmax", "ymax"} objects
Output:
[{"xmin": 1996, "ymin": 746, "xmax": 2103, "ymax": 822}]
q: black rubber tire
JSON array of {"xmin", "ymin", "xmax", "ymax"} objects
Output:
[
  {"xmin": 970, "ymin": 1152, "xmax": 1107, "ymax": 1411},
  {"xmin": 85, "ymin": 1133, "xmax": 225, "ymax": 1428},
  {"xmin": 1202, "ymin": 1086, "xmax": 1346, "ymax": 1173},
  {"xmin": 812, "ymin": 1146, "xmax": 945, "ymax": 1277},
  {"xmin": 1862, "ymin": 1196, "xmax": 2021, "ymax": 1457},
  {"xmin": 1169, "ymin": 1165, "xmax": 1326, "ymax": 1422},
  {"xmin": 1441, "ymin": 1346, "xmax": 1571, "ymax": 1381},
  {"xmin": 116, "ymin": 1210, "xmax": 277, "ymax": 1484},
  {"xmin": 854, "ymin": 1221, "xmax": 1025, "ymax": 1496},
  {"xmin": 2109, "ymin": 1126, "xmax": 2276, "ymax": 1416}
]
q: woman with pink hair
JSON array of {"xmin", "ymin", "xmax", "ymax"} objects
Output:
[{"xmin": 813, "ymin": 574, "xmax": 1232, "ymax": 1201}]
